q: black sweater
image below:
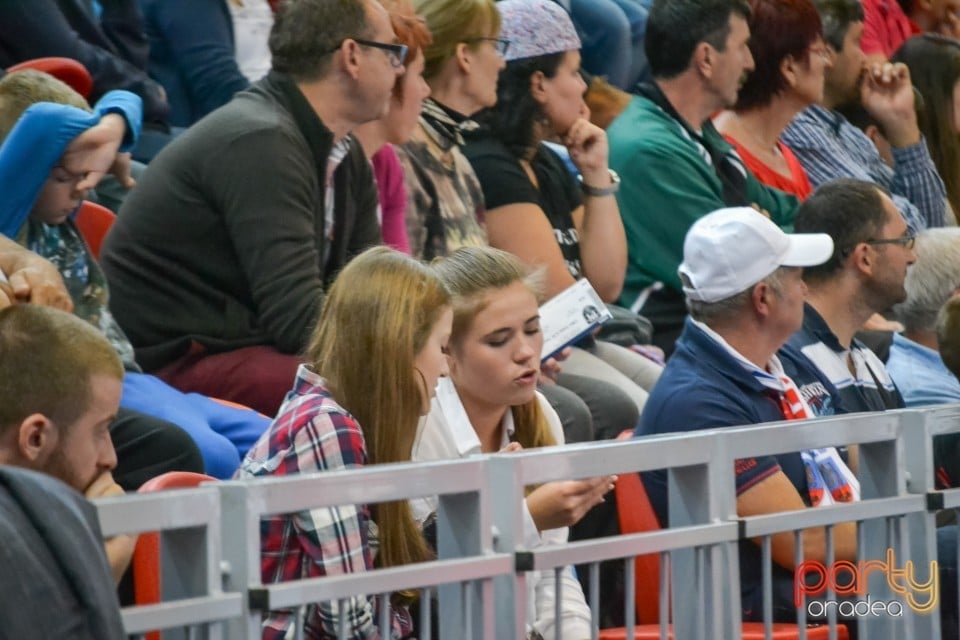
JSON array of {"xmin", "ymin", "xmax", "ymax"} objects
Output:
[{"xmin": 101, "ymin": 71, "xmax": 381, "ymax": 371}]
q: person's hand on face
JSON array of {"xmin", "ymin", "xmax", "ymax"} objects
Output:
[
  {"xmin": 564, "ymin": 115, "xmax": 610, "ymax": 187},
  {"xmin": 61, "ymin": 113, "xmax": 129, "ymax": 192},
  {"xmin": 939, "ymin": 8, "xmax": 960, "ymax": 39},
  {"xmin": 87, "ymin": 471, "xmax": 137, "ymax": 584},
  {"xmin": 860, "ymin": 62, "xmax": 921, "ymax": 147}
]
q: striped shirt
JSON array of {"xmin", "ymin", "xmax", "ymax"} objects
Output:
[{"xmin": 782, "ymin": 105, "xmax": 946, "ymax": 231}]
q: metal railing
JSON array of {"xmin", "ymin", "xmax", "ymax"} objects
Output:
[{"xmin": 95, "ymin": 404, "xmax": 960, "ymax": 639}]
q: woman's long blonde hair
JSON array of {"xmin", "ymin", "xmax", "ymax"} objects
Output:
[
  {"xmin": 432, "ymin": 247, "xmax": 555, "ymax": 449},
  {"xmin": 307, "ymin": 247, "xmax": 449, "ymax": 572}
]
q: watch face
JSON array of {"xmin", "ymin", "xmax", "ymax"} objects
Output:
[{"xmin": 580, "ymin": 170, "xmax": 620, "ymax": 196}]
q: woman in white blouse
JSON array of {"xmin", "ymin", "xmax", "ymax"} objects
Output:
[{"xmin": 412, "ymin": 246, "xmax": 615, "ymax": 639}]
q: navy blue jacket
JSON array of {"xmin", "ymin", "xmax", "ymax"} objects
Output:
[
  {"xmin": 0, "ymin": 0, "xmax": 169, "ymax": 126},
  {"xmin": 137, "ymin": 0, "xmax": 249, "ymax": 127},
  {"xmin": 636, "ymin": 317, "xmax": 839, "ymax": 621}
]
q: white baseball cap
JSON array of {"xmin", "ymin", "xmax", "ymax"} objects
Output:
[{"xmin": 679, "ymin": 207, "xmax": 834, "ymax": 303}]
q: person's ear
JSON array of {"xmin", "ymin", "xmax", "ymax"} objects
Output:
[
  {"xmin": 781, "ymin": 55, "xmax": 798, "ymax": 88},
  {"xmin": 455, "ymin": 42, "xmax": 472, "ymax": 74},
  {"xmin": 850, "ymin": 241, "xmax": 874, "ymax": 275},
  {"xmin": 341, "ymin": 39, "xmax": 363, "ymax": 80},
  {"xmin": 694, "ymin": 42, "xmax": 714, "ymax": 79},
  {"xmin": 529, "ymin": 70, "xmax": 549, "ymax": 105},
  {"xmin": 752, "ymin": 281, "xmax": 774, "ymax": 318},
  {"xmin": 17, "ymin": 414, "xmax": 57, "ymax": 463}
]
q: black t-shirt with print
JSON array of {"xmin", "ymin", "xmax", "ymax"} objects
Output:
[{"xmin": 464, "ymin": 137, "xmax": 584, "ymax": 278}]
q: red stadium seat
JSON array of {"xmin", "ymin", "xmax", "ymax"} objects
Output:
[
  {"xmin": 599, "ymin": 431, "xmax": 847, "ymax": 640},
  {"xmin": 132, "ymin": 472, "xmax": 217, "ymax": 640},
  {"xmin": 7, "ymin": 57, "xmax": 94, "ymax": 99},
  {"xmin": 74, "ymin": 200, "xmax": 116, "ymax": 260}
]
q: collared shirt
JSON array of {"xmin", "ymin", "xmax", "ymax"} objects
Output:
[
  {"xmin": 411, "ymin": 377, "xmax": 537, "ymax": 548},
  {"xmin": 782, "ymin": 105, "xmax": 946, "ymax": 231},
  {"xmin": 410, "ymin": 378, "xmax": 592, "ymax": 640},
  {"xmin": 638, "ymin": 317, "xmax": 839, "ymax": 620},
  {"xmin": 886, "ymin": 334, "xmax": 960, "ymax": 488},
  {"xmin": 887, "ymin": 333, "xmax": 960, "ymax": 407},
  {"xmin": 784, "ymin": 303, "xmax": 904, "ymax": 413},
  {"xmin": 237, "ymin": 365, "xmax": 411, "ymax": 640},
  {"xmin": 683, "ymin": 320, "xmax": 858, "ymax": 505}
]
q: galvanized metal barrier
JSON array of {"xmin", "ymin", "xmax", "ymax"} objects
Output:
[
  {"xmin": 96, "ymin": 484, "xmax": 242, "ymax": 639},
  {"xmin": 95, "ymin": 404, "xmax": 960, "ymax": 640}
]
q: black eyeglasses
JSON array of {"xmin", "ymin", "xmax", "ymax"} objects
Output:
[
  {"xmin": 330, "ymin": 38, "xmax": 408, "ymax": 67},
  {"xmin": 463, "ymin": 36, "xmax": 511, "ymax": 57},
  {"xmin": 865, "ymin": 234, "xmax": 917, "ymax": 250}
]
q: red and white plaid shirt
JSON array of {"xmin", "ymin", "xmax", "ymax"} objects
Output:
[{"xmin": 237, "ymin": 364, "xmax": 412, "ymax": 639}]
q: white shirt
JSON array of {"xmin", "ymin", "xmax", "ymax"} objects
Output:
[
  {"xmin": 412, "ymin": 377, "xmax": 592, "ymax": 640},
  {"xmin": 227, "ymin": 0, "xmax": 273, "ymax": 83}
]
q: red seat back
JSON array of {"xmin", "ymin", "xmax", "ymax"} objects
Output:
[
  {"xmin": 614, "ymin": 430, "xmax": 667, "ymax": 624},
  {"xmin": 6, "ymin": 57, "xmax": 94, "ymax": 98},
  {"xmin": 133, "ymin": 472, "xmax": 217, "ymax": 640},
  {"xmin": 74, "ymin": 200, "xmax": 116, "ymax": 260}
]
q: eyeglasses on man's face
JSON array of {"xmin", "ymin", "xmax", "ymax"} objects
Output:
[
  {"xmin": 865, "ymin": 234, "xmax": 917, "ymax": 251},
  {"xmin": 354, "ymin": 38, "xmax": 408, "ymax": 67},
  {"xmin": 463, "ymin": 37, "xmax": 511, "ymax": 57},
  {"xmin": 329, "ymin": 38, "xmax": 408, "ymax": 67}
]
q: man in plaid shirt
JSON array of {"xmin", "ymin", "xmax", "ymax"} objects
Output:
[{"xmin": 782, "ymin": 0, "xmax": 946, "ymax": 232}]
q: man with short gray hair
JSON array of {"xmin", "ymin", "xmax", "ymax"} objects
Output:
[
  {"xmin": 885, "ymin": 228, "xmax": 960, "ymax": 490},
  {"xmin": 888, "ymin": 227, "xmax": 960, "ymax": 408}
]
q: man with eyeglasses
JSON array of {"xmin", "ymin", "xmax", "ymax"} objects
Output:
[
  {"xmin": 100, "ymin": 0, "xmax": 403, "ymax": 417},
  {"xmin": 778, "ymin": 178, "xmax": 960, "ymax": 635},
  {"xmin": 780, "ymin": 178, "xmax": 917, "ymax": 419}
]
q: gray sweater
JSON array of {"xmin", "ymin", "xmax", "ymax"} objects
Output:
[
  {"xmin": 0, "ymin": 467, "xmax": 124, "ymax": 640},
  {"xmin": 102, "ymin": 71, "xmax": 381, "ymax": 371}
]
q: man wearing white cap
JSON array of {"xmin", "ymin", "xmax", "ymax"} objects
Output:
[{"xmin": 636, "ymin": 206, "xmax": 858, "ymax": 622}]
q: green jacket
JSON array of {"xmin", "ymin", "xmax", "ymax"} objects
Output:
[{"xmin": 608, "ymin": 95, "xmax": 799, "ymax": 309}]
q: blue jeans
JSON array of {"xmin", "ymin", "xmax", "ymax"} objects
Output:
[
  {"xmin": 569, "ymin": 0, "xmax": 650, "ymax": 90},
  {"xmin": 121, "ymin": 372, "xmax": 271, "ymax": 478}
]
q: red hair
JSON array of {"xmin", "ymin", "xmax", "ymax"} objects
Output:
[
  {"xmin": 735, "ymin": 0, "xmax": 822, "ymax": 111},
  {"xmin": 381, "ymin": 0, "xmax": 433, "ymax": 98}
]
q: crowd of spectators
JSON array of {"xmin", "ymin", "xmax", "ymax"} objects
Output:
[{"xmin": 5, "ymin": 0, "xmax": 960, "ymax": 637}]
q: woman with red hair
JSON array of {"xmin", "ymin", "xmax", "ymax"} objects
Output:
[{"xmin": 714, "ymin": 0, "xmax": 828, "ymax": 200}]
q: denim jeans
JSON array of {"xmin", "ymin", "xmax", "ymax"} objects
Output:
[{"xmin": 569, "ymin": 0, "xmax": 650, "ymax": 89}]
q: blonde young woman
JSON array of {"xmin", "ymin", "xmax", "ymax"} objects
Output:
[
  {"xmin": 400, "ymin": 0, "xmax": 504, "ymax": 260},
  {"xmin": 237, "ymin": 247, "xmax": 452, "ymax": 640},
  {"xmin": 413, "ymin": 246, "xmax": 614, "ymax": 639}
]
